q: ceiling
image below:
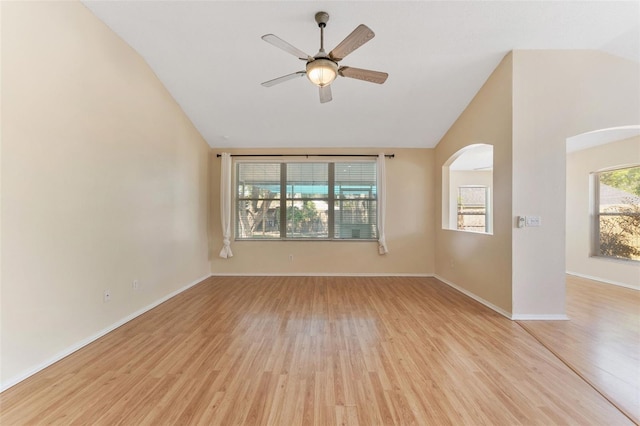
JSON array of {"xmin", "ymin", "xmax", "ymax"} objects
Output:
[{"xmin": 83, "ymin": 1, "xmax": 640, "ymax": 150}]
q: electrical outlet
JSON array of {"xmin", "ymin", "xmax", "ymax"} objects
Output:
[
  {"xmin": 132, "ymin": 280, "xmax": 139, "ymax": 291},
  {"xmin": 103, "ymin": 289, "xmax": 111, "ymax": 303},
  {"xmin": 289, "ymin": 254, "xmax": 294, "ymax": 262}
]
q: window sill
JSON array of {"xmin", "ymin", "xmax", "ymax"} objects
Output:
[
  {"xmin": 442, "ymin": 228, "xmax": 493, "ymax": 236},
  {"xmin": 234, "ymin": 238, "xmax": 378, "ymax": 242},
  {"xmin": 589, "ymin": 255, "xmax": 640, "ymax": 265}
]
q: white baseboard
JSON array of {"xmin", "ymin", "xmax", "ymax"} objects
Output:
[
  {"xmin": 566, "ymin": 271, "xmax": 639, "ymax": 291},
  {"xmin": 433, "ymin": 276, "xmax": 570, "ymax": 320},
  {"xmin": 0, "ymin": 273, "xmax": 212, "ymax": 393},
  {"xmin": 210, "ymin": 272, "xmax": 434, "ymax": 277},
  {"xmin": 433, "ymin": 274, "xmax": 512, "ymax": 319},
  {"xmin": 511, "ymin": 314, "xmax": 569, "ymax": 321}
]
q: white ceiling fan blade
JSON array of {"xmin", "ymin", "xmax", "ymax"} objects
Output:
[
  {"xmin": 262, "ymin": 34, "xmax": 313, "ymax": 61},
  {"xmin": 261, "ymin": 71, "xmax": 306, "ymax": 87},
  {"xmin": 328, "ymin": 25, "xmax": 375, "ymax": 62},
  {"xmin": 338, "ymin": 66, "xmax": 388, "ymax": 84},
  {"xmin": 319, "ymin": 85, "xmax": 332, "ymax": 103}
]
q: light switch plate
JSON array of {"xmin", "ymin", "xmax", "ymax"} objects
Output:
[{"xmin": 526, "ymin": 216, "xmax": 541, "ymax": 227}]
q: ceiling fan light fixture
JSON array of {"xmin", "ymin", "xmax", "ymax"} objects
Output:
[
  {"xmin": 261, "ymin": 11, "xmax": 387, "ymax": 102},
  {"xmin": 306, "ymin": 58, "xmax": 338, "ymax": 87}
]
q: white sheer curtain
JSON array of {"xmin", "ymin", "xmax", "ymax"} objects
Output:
[
  {"xmin": 219, "ymin": 153, "xmax": 233, "ymax": 258},
  {"xmin": 377, "ymin": 153, "xmax": 389, "ymax": 254}
]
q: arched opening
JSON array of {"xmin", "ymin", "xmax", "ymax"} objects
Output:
[
  {"xmin": 566, "ymin": 125, "xmax": 640, "ymax": 284},
  {"xmin": 442, "ymin": 144, "xmax": 493, "ymax": 234}
]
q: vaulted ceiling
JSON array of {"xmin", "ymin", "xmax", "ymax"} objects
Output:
[{"xmin": 83, "ymin": 1, "xmax": 639, "ymax": 149}]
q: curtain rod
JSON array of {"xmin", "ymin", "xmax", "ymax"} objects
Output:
[{"xmin": 216, "ymin": 153, "xmax": 394, "ymax": 158}]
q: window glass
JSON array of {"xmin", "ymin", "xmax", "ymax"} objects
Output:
[
  {"xmin": 235, "ymin": 161, "xmax": 377, "ymax": 240},
  {"xmin": 286, "ymin": 163, "xmax": 329, "ymax": 238},
  {"xmin": 334, "ymin": 163, "xmax": 377, "ymax": 239},
  {"xmin": 594, "ymin": 166, "xmax": 640, "ymax": 261},
  {"xmin": 236, "ymin": 163, "xmax": 281, "ymax": 239},
  {"xmin": 457, "ymin": 186, "xmax": 488, "ymax": 233}
]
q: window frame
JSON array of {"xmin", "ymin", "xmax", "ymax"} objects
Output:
[
  {"xmin": 591, "ymin": 165, "xmax": 640, "ymax": 262},
  {"xmin": 234, "ymin": 159, "xmax": 378, "ymax": 241}
]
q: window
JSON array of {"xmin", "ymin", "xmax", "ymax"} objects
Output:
[
  {"xmin": 457, "ymin": 186, "xmax": 489, "ymax": 233},
  {"xmin": 335, "ymin": 163, "xmax": 377, "ymax": 239},
  {"xmin": 286, "ymin": 163, "xmax": 329, "ymax": 238},
  {"xmin": 236, "ymin": 161, "xmax": 377, "ymax": 240},
  {"xmin": 593, "ymin": 166, "xmax": 640, "ymax": 261}
]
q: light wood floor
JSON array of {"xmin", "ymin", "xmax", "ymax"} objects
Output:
[
  {"xmin": 0, "ymin": 276, "xmax": 633, "ymax": 425},
  {"xmin": 519, "ymin": 275, "xmax": 640, "ymax": 425}
]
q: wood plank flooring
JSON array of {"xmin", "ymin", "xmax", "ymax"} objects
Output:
[
  {"xmin": 519, "ymin": 275, "xmax": 640, "ymax": 424},
  {"xmin": 0, "ymin": 276, "xmax": 633, "ymax": 425}
]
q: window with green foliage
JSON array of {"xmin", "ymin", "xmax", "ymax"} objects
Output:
[
  {"xmin": 593, "ymin": 165, "xmax": 640, "ymax": 261},
  {"xmin": 236, "ymin": 162, "xmax": 377, "ymax": 240}
]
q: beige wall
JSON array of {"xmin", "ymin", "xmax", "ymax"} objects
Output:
[
  {"xmin": 435, "ymin": 51, "xmax": 639, "ymax": 318},
  {"xmin": 435, "ymin": 54, "xmax": 513, "ymax": 315},
  {"xmin": 566, "ymin": 136, "xmax": 640, "ymax": 289},
  {"xmin": 512, "ymin": 51, "xmax": 640, "ymax": 317},
  {"xmin": 1, "ymin": 2, "xmax": 210, "ymax": 388},
  {"xmin": 210, "ymin": 148, "xmax": 435, "ymax": 275}
]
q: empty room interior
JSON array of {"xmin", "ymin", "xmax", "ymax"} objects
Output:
[{"xmin": 1, "ymin": 1, "xmax": 639, "ymax": 425}]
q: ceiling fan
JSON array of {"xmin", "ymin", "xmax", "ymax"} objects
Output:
[{"xmin": 261, "ymin": 11, "xmax": 389, "ymax": 104}]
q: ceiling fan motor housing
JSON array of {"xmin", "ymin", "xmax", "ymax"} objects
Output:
[{"xmin": 315, "ymin": 11, "xmax": 329, "ymax": 27}]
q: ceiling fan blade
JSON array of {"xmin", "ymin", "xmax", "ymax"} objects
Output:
[
  {"xmin": 319, "ymin": 85, "xmax": 332, "ymax": 103},
  {"xmin": 262, "ymin": 34, "xmax": 312, "ymax": 61},
  {"xmin": 328, "ymin": 25, "xmax": 375, "ymax": 61},
  {"xmin": 338, "ymin": 66, "xmax": 388, "ymax": 84},
  {"xmin": 261, "ymin": 71, "xmax": 306, "ymax": 87}
]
